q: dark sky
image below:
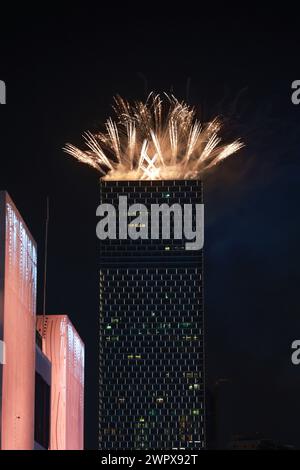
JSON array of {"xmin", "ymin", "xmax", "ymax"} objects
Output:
[{"xmin": 0, "ymin": 8, "xmax": 300, "ymax": 448}]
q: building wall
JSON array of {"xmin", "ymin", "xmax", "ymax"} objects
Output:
[
  {"xmin": 0, "ymin": 192, "xmax": 37, "ymax": 450},
  {"xmin": 36, "ymin": 315, "xmax": 84, "ymax": 450},
  {"xmin": 99, "ymin": 180, "xmax": 205, "ymax": 450}
]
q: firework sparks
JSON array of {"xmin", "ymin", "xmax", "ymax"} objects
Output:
[{"xmin": 64, "ymin": 93, "xmax": 244, "ymax": 180}]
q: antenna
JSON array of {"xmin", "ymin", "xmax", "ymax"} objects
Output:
[{"xmin": 42, "ymin": 197, "xmax": 50, "ymax": 323}]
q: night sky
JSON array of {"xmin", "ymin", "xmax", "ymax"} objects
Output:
[{"xmin": 0, "ymin": 8, "xmax": 300, "ymax": 449}]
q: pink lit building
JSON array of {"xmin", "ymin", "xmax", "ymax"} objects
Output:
[
  {"xmin": 37, "ymin": 315, "xmax": 84, "ymax": 450},
  {"xmin": 0, "ymin": 191, "xmax": 37, "ymax": 450},
  {"xmin": 0, "ymin": 192, "xmax": 84, "ymax": 450}
]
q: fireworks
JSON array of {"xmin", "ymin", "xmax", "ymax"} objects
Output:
[{"xmin": 64, "ymin": 93, "xmax": 243, "ymax": 180}]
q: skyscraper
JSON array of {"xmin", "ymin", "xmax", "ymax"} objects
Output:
[
  {"xmin": 99, "ymin": 179, "xmax": 205, "ymax": 450},
  {"xmin": 0, "ymin": 191, "xmax": 37, "ymax": 450},
  {"xmin": 37, "ymin": 315, "xmax": 85, "ymax": 450}
]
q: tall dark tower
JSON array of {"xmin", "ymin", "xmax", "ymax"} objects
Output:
[{"xmin": 99, "ymin": 179, "xmax": 205, "ymax": 450}]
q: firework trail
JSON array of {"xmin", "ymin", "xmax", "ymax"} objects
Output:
[{"xmin": 64, "ymin": 93, "xmax": 244, "ymax": 180}]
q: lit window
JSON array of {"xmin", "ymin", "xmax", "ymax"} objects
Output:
[
  {"xmin": 180, "ymin": 323, "xmax": 191, "ymax": 328},
  {"xmin": 110, "ymin": 336, "xmax": 119, "ymax": 342},
  {"xmin": 188, "ymin": 384, "xmax": 200, "ymax": 391},
  {"xmin": 128, "ymin": 223, "xmax": 146, "ymax": 228}
]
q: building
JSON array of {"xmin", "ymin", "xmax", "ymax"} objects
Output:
[
  {"xmin": 205, "ymin": 378, "xmax": 234, "ymax": 450},
  {"xmin": 0, "ymin": 191, "xmax": 84, "ymax": 450},
  {"xmin": 37, "ymin": 315, "xmax": 85, "ymax": 450},
  {"xmin": 230, "ymin": 434, "xmax": 295, "ymax": 450},
  {"xmin": 0, "ymin": 191, "xmax": 37, "ymax": 450},
  {"xmin": 205, "ymin": 386, "xmax": 217, "ymax": 450},
  {"xmin": 99, "ymin": 180, "xmax": 205, "ymax": 450}
]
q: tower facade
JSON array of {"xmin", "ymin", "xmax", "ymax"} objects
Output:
[
  {"xmin": 99, "ymin": 180, "xmax": 205, "ymax": 450},
  {"xmin": 0, "ymin": 191, "xmax": 37, "ymax": 450},
  {"xmin": 37, "ymin": 315, "xmax": 85, "ymax": 450}
]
